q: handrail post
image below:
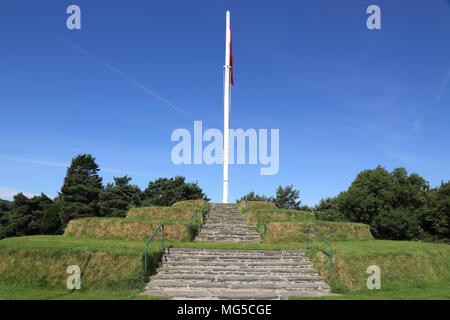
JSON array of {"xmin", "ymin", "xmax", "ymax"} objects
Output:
[
  {"xmin": 305, "ymin": 229, "xmax": 333, "ymax": 271},
  {"xmin": 144, "ymin": 224, "xmax": 164, "ymax": 274},
  {"xmin": 257, "ymin": 210, "xmax": 266, "ymax": 235}
]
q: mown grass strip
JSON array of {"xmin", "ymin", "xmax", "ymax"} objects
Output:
[
  {"xmin": 263, "ymin": 221, "xmax": 374, "ymax": 243},
  {"xmin": 63, "ymin": 218, "xmax": 198, "ymax": 241},
  {"xmin": 305, "ymin": 240, "xmax": 450, "ymax": 295}
]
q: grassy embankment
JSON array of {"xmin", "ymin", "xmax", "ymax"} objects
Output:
[
  {"xmin": 1, "ymin": 201, "xmax": 449, "ymax": 300},
  {"xmin": 294, "ymin": 240, "xmax": 450, "ymax": 299},
  {"xmin": 0, "ymin": 236, "xmax": 449, "ymax": 299},
  {"xmin": 63, "ymin": 204, "xmax": 206, "ymax": 241},
  {"xmin": 241, "ymin": 204, "xmax": 373, "ymax": 243}
]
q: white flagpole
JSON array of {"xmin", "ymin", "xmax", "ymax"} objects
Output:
[{"xmin": 223, "ymin": 10, "xmax": 231, "ymax": 204}]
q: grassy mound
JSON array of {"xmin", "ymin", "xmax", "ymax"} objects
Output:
[
  {"xmin": 239, "ymin": 201, "xmax": 276, "ymax": 212},
  {"xmin": 172, "ymin": 199, "xmax": 209, "ymax": 209},
  {"xmin": 263, "ymin": 221, "xmax": 374, "ymax": 243},
  {"xmin": 63, "ymin": 218, "xmax": 198, "ymax": 241},
  {"xmin": 245, "ymin": 208, "xmax": 315, "ymax": 224},
  {"xmin": 305, "ymin": 240, "xmax": 450, "ymax": 297},
  {"xmin": 0, "ymin": 236, "xmax": 163, "ymax": 292},
  {"xmin": 127, "ymin": 206, "xmax": 204, "ymax": 224}
]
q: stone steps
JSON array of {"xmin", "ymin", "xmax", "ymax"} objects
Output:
[
  {"xmin": 141, "ymin": 205, "xmax": 332, "ymax": 299},
  {"xmin": 147, "ymin": 280, "xmax": 329, "ymax": 290},
  {"xmin": 141, "ymin": 289, "xmax": 327, "ymax": 300},
  {"xmin": 150, "ymin": 274, "xmax": 326, "ymax": 282},
  {"xmin": 156, "ymin": 268, "xmax": 319, "ymax": 276}
]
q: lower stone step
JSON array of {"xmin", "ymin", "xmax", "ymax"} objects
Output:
[
  {"xmin": 141, "ymin": 288, "xmax": 330, "ymax": 300},
  {"xmin": 156, "ymin": 268, "xmax": 319, "ymax": 276},
  {"xmin": 161, "ymin": 261, "xmax": 313, "ymax": 267},
  {"xmin": 150, "ymin": 274, "xmax": 326, "ymax": 282}
]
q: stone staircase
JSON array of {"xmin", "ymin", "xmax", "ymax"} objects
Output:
[
  {"xmin": 141, "ymin": 204, "xmax": 332, "ymax": 299},
  {"xmin": 142, "ymin": 248, "xmax": 331, "ymax": 299},
  {"xmin": 195, "ymin": 204, "xmax": 261, "ymax": 243}
]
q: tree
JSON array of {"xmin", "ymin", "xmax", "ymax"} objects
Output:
[
  {"xmin": 98, "ymin": 176, "xmax": 141, "ymax": 217},
  {"xmin": 6, "ymin": 193, "xmax": 53, "ymax": 237},
  {"xmin": 337, "ymin": 166, "xmax": 428, "ymax": 240},
  {"xmin": 142, "ymin": 176, "xmax": 207, "ymax": 207},
  {"xmin": 274, "ymin": 185, "xmax": 301, "ymax": 210},
  {"xmin": 422, "ymin": 181, "xmax": 450, "ymax": 241},
  {"xmin": 314, "ymin": 196, "xmax": 345, "ymax": 221},
  {"xmin": 0, "ymin": 199, "xmax": 12, "ymax": 239},
  {"xmin": 236, "ymin": 192, "xmax": 273, "ymax": 203},
  {"xmin": 39, "ymin": 199, "xmax": 64, "ymax": 235},
  {"xmin": 373, "ymin": 207, "xmax": 422, "ymax": 240},
  {"xmin": 60, "ymin": 154, "xmax": 103, "ymax": 226}
]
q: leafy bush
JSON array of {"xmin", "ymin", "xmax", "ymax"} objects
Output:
[
  {"xmin": 273, "ymin": 185, "xmax": 301, "ymax": 209},
  {"xmin": 421, "ymin": 181, "xmax": 450, "ymax": 242},
  {"xmin": 314, "ymin": 197, "xmax": 346, "ymax": 222},
  {"xmin": 141, "ymin": 176, "xmax": 208, "ymax": 207},
  {"xmin": 373, "ymin": 208, "xmax": 422, "ymax": 240},
  {"xmin": 336, "ymin": 166, "xmax": 429, "ymax": 240}
]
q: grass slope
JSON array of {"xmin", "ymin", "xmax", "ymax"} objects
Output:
[
  {"xmin": 296, "ymin": 240, "xmax": 450, "ymax": 299},
  {"xmin": 1, "ymin": 235, "xmax": 449, "ymax": 300},
  {"xmin": 64, "ymin": 217, "xmax": 198, "ymax": 241},
  {"xmin": 245, "ymin": 208, "xmax": 314, "ymax": 224},
  {"xmin": 0, "ymin": 236, "xmax": 164, "ymax": 295},
  {"xmin": 127, "ymin": 206, "xmax": 204, "ymax": 224},
  {"xmin": 263, "ymin": 220, "xmax": 373, "ymax": 243}
]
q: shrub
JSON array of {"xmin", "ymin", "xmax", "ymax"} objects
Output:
[
  {"xmin": 314, "ymin": 197, "xmax": 346, "ymax": 222},
  {"xmin": 373, "ymin": 208, "xmax": 423, "ymax": 240}
]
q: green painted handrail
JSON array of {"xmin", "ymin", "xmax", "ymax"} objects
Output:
[
  {"xmin": 202, "ymin": 201, "xmax": 208, "ymax": 220},
  {"xmin": 306, "ymin": 229, "xmax": 333, "ymax": 271},
  {"xmin": 256, "ymin": 210, "xmax": 266, "ymax": 235},
  {"xmin": 190, "ymin": 209, "xmax": 199, "ymax": 225},
  {"xmin": 144, "ymin": 224, "xmax": 164, "ymax": 273}
]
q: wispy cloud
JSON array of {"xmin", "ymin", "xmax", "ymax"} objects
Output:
[
  {"xmin": 0, "ymin": 155, "xmax": 67, "ymax": 167},
  {"xmin": 0, "ymin": 186, "xmax": 38, "ymax": 200},
  {"xmin": 60, "ymin": 37, "xmax": 192, "ymax": 118},
  {"xmin": 436, "ymin": 67, "xmax": 450, "ymax": 106},
  {"xmin": 0, "ymin": 154, "xmax": 157, "ymax": 178}
]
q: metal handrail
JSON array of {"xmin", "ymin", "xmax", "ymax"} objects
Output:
[
  {"xmin": 306, "ymin": 229, "xmax": 333, "ymax": 271},
  {"xmin": 256, "ymin": 210, "xmax": 266, "ymax": 235},
  {"xmin": 144, "ymin": 224, "xmax": 164, "ymax": 273},
  {"xmin": 202, "ymin": 201, "xmax": 208, "ymax": 220},
  {"xmin": 190, "ymin": 209, "xmax": 199, "ymax": 225}
]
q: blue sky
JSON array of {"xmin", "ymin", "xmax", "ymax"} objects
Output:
[{"xmin": 0, "ymin": 0, "xmax": 449, "ymax": 205}]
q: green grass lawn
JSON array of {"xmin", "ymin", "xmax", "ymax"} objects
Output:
[
  {"xmin": 0, "ymin": 235, "xmax": 449, "ymax": 300},
  {"xmin": 299, "ymin": 240, "xmax": 450, "ymax": 299}
]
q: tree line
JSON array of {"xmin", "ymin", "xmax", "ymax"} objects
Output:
[
  {"xmin": 1, "ymin": 156, "xmax": 448, "ymax": 243},
  {"xmin": 314, "ymin": 166, "xmax": 449, "ymax": 242},
  {"xmin": 0, "ymin": 154, "xmax": 208, "ymax": 239},
  {"xmin": 237, "ymin": 166, "xmax": 449, "ymax": 243}
]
